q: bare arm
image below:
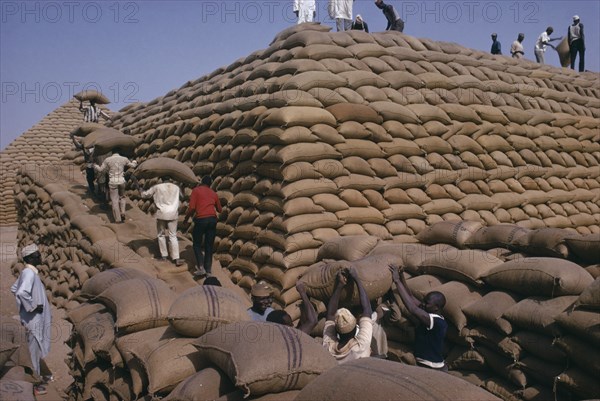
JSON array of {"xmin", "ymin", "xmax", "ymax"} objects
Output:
[
  {"xmin": 390, "ymin": 264, "xmax": 430, "ymax": 327},
  {"xmin": 326, "ymin": 270, "xmax": 347, "ymax": 321},
  {"xmin": 348, "ymin": 266, "xmax": 372, "ymax": 318},
  {"xmin": 94, "ymin": 158, "xmax": 107, "ymax": 173},
  {"xmin": 295, "ymin": 281, "xmax": 318, "ymax": 335}
]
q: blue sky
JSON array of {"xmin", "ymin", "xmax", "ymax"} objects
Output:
[{"xmin": 1, "ymin": 0, "xmax": 598, "ymax": 149}]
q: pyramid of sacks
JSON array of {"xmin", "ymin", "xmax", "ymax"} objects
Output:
[
  {"xmin": 107, "ymin": 23, "xmax": 600, "ymax": 311},
  {"xmin": 0, "ymin": 99, "xmax": 111, "ymax": 225}
]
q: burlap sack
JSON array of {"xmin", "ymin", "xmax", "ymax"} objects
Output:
[
  {"xmin": 466, "ymin": 326, "xmax": 523, "ymax": 361},
  {"xmin": 262, "ymin": 106, "xmax": 336, "ymax": 128},
  {"xmin": 135, "ymin": 157, "xmax": 198, "ymax": 185},
  {"xmin": 511, "ymin": 228, "xmax": 578, "ymax": 258},
  {"xmin": 446, "ymin": 346, "xmax": 486, "ymax": 371},
  {"xmin": 503, "ymin": 296, "xmax": 577, "ymax": 336},
  {"xmin": 517, "ymin": 356, "xmax": 564, "ymax": 388},
  {"xmin": 193, "ymin": 322, "xmax": 336, "ymax": 397},
  {"xmin": 294, "ymin": 358, "xmax": 501, "ymax": 401},
  {"xmin": 0, "ymin": 317, "xmax": 33, "ymax": 372},
  {"xmin": 553, "ymin": 335, "xmax": 600, "ymax": 377},
  {"xmin": 74, "ymin": 311, "xmax": 116, "ymax": 366},
  {"xmin": 555, "ymin": 367, "xmax": 600, "ymax": 400},
  {"xmin": 300, "ymin": 253, "xmax": 395, "ymax": 304},
  {"xmin": 0, "ymin": 342, "xmax": 18, "ymax": 369},
  {"xmin": 555, "ymin": 309, "xmax": 600, "ymax": 345},
  {"xmin": 74, "ymin": 89, "xmax": 110, "ymax": 104},
  {"xmin": 81, "ymin": 267, "xmax": 152, "ymax": 298},
  {"xmin": 71, "ymin": 122, "xmax": 105, "ymax": 137},
  {"xmin": 465, "ymin": 224, "xmax": 530, "ymax": 250},
  {"xmin": 574, "ymin": 277, "xmax": 600, "ymax": 311},
  {"xmin": 97, "ymin": 278, "xmax": 177, "ymax": 334},
  {"xmin": 564, "ymin": 234, "xmax": 600, "ymax": 264},
  {"xmin": 462, "ymin": 291, "xmax": 520, "ymax": 335},
  {"xmin": 367, "ymin": 243, "xmax": 432, "ymax": 274},
  {"xmin": 0, "ymin": 380, "xmax": 35, "ymax": 401},
  {"xmin": 168, "ymin": 286, "xmax": 252, "ymax": 337},
  {"xmin": 115, "ymin": 326, "xmax": 179, "ymax": 397},
  {"xmin": 66, "ymin": 302, "xmax": 107, "ymax": 325},
  {"xmin": 94, "ymin": 133, "xmax": 139, "ymax": 156},
  {"xmin": 405, "ymin": 275, "xmax": 447, "ymax": 301},
  {"xmin": 164, "ymin": 367, "xmax": 236, "ymax": 401},
  {"xmin": 325, "ymin": 103, "xmax": 381, "ymax": 124},
  {"xmin": 272, "ymin": 212, "xmax": 342, "ymax": 234},
  {"xmin": 555, "ymin": 37, "xmax": 571, "ymax": 68},
  {"xmin": 482, "ymin": 257, "xmax": 594, "ymax": 296},
  {"xmin": 416, "ymin": 221, "xmax": 483, "ymax": 249},
  {"xmin": 316, "ymin": 235, "xmax": 379, "ymax": 262},
  {"xmin": 432, "ymin": 281, "xmax": 483, "ymax": 330},
  {"xmin": 419, "ymin": 249, "xmax": 504, "ymax": 286},
  {"xmin": 477, "ymin": 346, "xmax": 526, "ymax": 388},
  {"xmin": 132, "ymin": 337, "xmax": 209, "ymax": 395},
  {"xmin": 512, "ymin": 331, "xmax": 566, "ymax": 363}
]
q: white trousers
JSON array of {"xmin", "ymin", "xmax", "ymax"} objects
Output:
[{"xmin": 157, "ymin": 219, "xmax": 179, "ymax": 259}]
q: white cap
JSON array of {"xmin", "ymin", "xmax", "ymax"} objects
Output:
[
  {"xmin": 573, "ymin": 15, "xmax": 579, "ymax": 21},
  {"xmin": 21, "ymin": 244, "xmax": 39, "ymax": 258}
]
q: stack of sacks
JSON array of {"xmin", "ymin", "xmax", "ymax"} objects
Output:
[
  {"xmin": 295, "ymin": 358, "xmax": 501, "ymax": 401},
  {"xmin": 0, "ymin": 99, "xmax": 95, "ymax": 225},
  {"xmin": 68, "ymin": 276, "xmax": 334, "ymax": 401},
  {"xmin": 66, "ymin": 272, "xmax": 180, "ymax": 401},
  {"xmin": 377, "ymin": 221, "xmax": 598, "ymax": 400},
  {"xmin": 11, "ymin": 164, "xmax": 159, "ymax": 309},
  {"xmin": 103, "ymin": 24, "xmax": 598, "ymax": 315},
  {"xmin": 0, "ymin": 316, "xmax": 34, "ymax": 382}
]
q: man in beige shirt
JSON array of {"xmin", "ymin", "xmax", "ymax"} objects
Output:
[
  {"xmin": 94, "ymin": 152, "xmax": 137, "ymax": 223},
  {"xmin": 323, "ymin": 267, "xmax": 373, "ymax": 364}
]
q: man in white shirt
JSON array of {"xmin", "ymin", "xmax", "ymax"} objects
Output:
[
  {"xmin": 329, "ymin": 0, "xmax": 354, "ymax": 31},
  {"xmin": 323, "ymin": 267, "xmax": 373, "ymax": 364},
  {"xmin": 294, "ymin": 0, "xmax": 316, "ymax": 24},
  {"xmin": 534, "ymin": 26, "xmax": 561, "ymax": 64},
  {"xmin": 133, "ymin": 177, "xmax": 184, "ymax": 266},
  {"xmin": 94, "ymin": 152, "xmax": 137, "ymax": 223}
]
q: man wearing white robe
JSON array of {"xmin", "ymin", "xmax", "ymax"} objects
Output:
[
  {"xmin": 11, "ymin": 244, "xmax": 51, "ymax": 394},
  {"xmin": 294, "ymin": 0, "xmax": 316, "ymax": 24}
]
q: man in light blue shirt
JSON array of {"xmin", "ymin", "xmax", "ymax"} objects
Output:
[
  {"xmin": 11, "ymin": 244, "xmax": 52, "ymax": 396},
  {"xmin": 247, "ymin": 281, "xmax": 275, "ymax": 322}
]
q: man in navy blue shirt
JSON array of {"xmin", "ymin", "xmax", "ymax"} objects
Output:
[
  {"xmin": 390, "ymin": 264, "xmax": 448, "ymax": 371},
  {"xmin": 491, "ymin": 33, "xmax": 502, "ymax": 55}
]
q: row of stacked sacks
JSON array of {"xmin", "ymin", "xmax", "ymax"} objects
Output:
[
  {"xmin": 0, "ymin": 99, "xmax": 91, "ymax": 225},
  {"xmin": 11, "ymin": 164, "xmax": 160, "ymax": 309},
  {"xmin": 0, "ymin": 153, "xmax": 18, "ymax": 223},
  {"xmin": 105, "ymin": 25, "xmax": 600, "ymax": 312},
  {"xmin": 65, "ymin": 266, "xmax": 497, "ymax": 401},
  {"xmin": 295, "ymin": 222, "xmax": 599, "ymax": 401},
  {"xmin": 62, "ymin": 220, "xmax": 598, "ymax": 401}
]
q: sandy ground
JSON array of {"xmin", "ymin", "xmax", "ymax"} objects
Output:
[{"xmin": 1, "ymin": 224, "xmax": 72, "ymax": 401}]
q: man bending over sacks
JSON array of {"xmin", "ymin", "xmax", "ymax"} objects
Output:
[
  {"xmin": 390, "ymin": 264, "xmax": 448, "ymax": 371},
  {"xmin": 323, "ymin": 267, "xmax": 373, "ymax": 364}
]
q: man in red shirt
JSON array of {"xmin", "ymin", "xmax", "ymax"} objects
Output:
[{"xmin": 184, "ymin": 176, "xmax": 222, "ymax": 276}]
